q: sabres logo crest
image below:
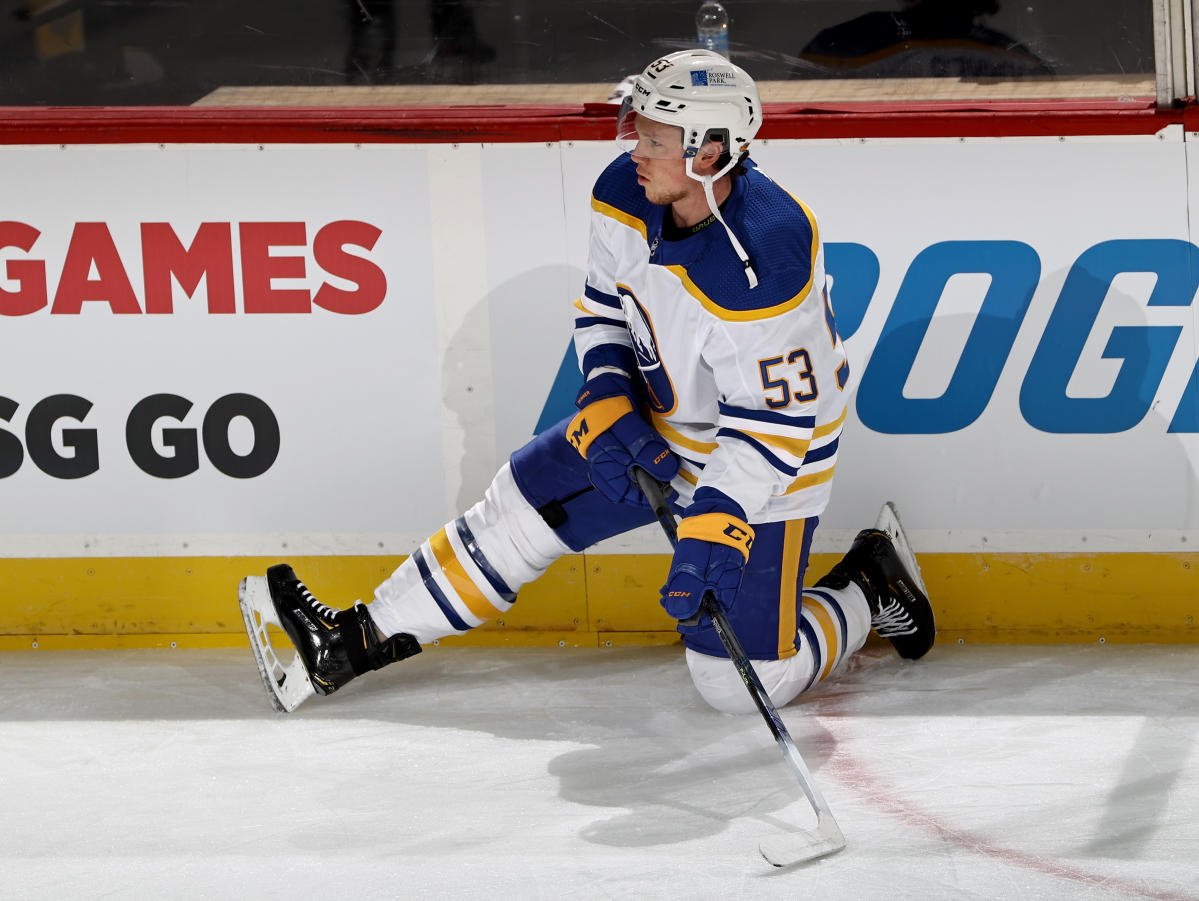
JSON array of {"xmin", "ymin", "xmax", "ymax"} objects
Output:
[{"xmin": 617, "ymin": 284, "xmax": 677, "ymax": 415}]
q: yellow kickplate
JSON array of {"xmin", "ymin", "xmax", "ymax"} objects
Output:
[{"xmin": 0, "ymin": 551, "xmax": 1194, "ymax": 648}]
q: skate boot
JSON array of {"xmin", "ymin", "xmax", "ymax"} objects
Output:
[
  {"xmin": 816, "ymin": 505, "xmax": 935, "ymax": 660},
  {"xmin": 239, "ymin": 563, "xmax": 421, "ymax": 712}
]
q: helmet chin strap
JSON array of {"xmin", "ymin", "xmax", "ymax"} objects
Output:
[{"xmin": 686, "ymin": 154, "xmax": 759, "ymax": 290}]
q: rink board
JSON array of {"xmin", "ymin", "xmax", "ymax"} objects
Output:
[
  {"xmin": 0, "ymin": 549, "xmax": 1193, "ymax": 649},
  {"xmin": 0, "ymin": 107, "xmax": 1197, "ymax": 643}
]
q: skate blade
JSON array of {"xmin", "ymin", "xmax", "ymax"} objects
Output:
[
  {"xmin": 874, "ymin": 501, "xmax": 927, "ymax": 597},
  {"xmin": 238, "ymin": 575, "xmax": 316, "ymax": 713},
  {"xmin": 759, "ymin": 811, "xmax": 847, "ymax": 867}
]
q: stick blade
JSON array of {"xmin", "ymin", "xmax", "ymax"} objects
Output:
[
  {"xmin": 238, "ymin": 575, "xmax": 316, "ymax": 713},
  {"xmin": 759, "ymin": 812, "xmax": 847, "ymax": 867}
]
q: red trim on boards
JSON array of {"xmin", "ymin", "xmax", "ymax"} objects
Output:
[{"xmin": 0, "ymin": 99, "xmax": 1192, "ymax": 145}]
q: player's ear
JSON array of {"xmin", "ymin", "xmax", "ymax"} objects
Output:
[{"xmin": 694, "ymin": 139, "xmax": 725, "ymax": 176}]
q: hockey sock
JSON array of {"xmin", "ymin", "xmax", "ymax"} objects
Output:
[
  {"xmin": 368, "ymin": 464, "xmax": 570, "ymax": 643},
  {"xmin": 796, "ymin": 583, "xmax": 870, "ymax": 691}
]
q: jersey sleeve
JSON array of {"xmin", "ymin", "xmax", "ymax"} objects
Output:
[{"xmin": 572, "ymin": 209, "xmax": 637, "ymax": 380}]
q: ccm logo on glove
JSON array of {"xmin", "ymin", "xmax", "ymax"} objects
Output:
[
  {"xmin": 661, "ymin": 505, "xmax": 755, "ymax": 624},
  {"xmin": 567, "ymin": 371, "xmax": 678, "ymax": 507},
  {"xmin": 567, "ymin": 395, "xmax": 633, "ymax": 457},
  {"xmin": 678, "ymin": 513, "xmax": 755, "ymax": 561}
]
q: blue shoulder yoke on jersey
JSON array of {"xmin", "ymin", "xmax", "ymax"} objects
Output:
[
  {"xmin": 661, "ymin": 170, "xmax": 820, "ymax": 319},
  {"xmin": 591, "ymin": 156, "xmax": 821, "ymax": 320}
]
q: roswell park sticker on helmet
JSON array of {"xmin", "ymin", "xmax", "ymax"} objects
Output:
[{"xmin": 691, "ymin": 69, "xmax": 736, "ymax": 86}]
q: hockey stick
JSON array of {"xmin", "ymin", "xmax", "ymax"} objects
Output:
[{"xmin": 633, "ymin": 468, "xmax": 846, "ymax": 867}]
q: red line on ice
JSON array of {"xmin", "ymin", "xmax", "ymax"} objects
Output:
[{"xmin": 818, "ymin": 705, "xmax": 1196, "ymax": 901}]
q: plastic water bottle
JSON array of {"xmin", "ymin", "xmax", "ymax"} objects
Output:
[{"xmin": 695, "ymin": 1, "xmax": 729, "ymax": 55}]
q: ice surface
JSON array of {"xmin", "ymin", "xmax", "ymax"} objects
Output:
[{"xmin": 2, "ymin": 643, "xmax": 1197, "ymax": 900}]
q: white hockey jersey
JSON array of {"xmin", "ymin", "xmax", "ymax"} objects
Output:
[{"xmin": 573, "ymin": 153, "xmax": 850, "ymax": 523}]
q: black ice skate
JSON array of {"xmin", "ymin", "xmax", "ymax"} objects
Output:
[
  {"xmin": 816, "ymin": 503, "xmax": 936, "ymax": 660},
  {"xmin": 238, "ymin": 563, "xmax": 421, "ymax": 712}
]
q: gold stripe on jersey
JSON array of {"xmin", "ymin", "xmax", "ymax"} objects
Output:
[
  {"xmin": 650, "ymin": 413, "xmax": 718, "ymax": 454},
  {"xmin": 429, "ymin": 527, "xmax": 501, "ymax": 621},
  {"xmin": 777, "ymin": 519, "xmax": 805, "ymax": 658},
  {"xmin": 664, "ymin": 263, "xmax": 818, "ymax": 322},
  {"xmin": 813, "ymin": 404, "xmax": 847, "ymax": 439},
  {"xmin": 741, "ymin": 429, "xmax": 812, "ymax": 461},
  {"xmin": 783, "ymin": 465, "xmax": 837, "ymax": 496},
  {"xmin": 591, "ymin": 196, "xmax": 648, "ymax": 240}
]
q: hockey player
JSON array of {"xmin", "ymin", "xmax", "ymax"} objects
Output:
[{"xmin": 239, "ymin": 49, "xmax": 935, "ymax": 716}]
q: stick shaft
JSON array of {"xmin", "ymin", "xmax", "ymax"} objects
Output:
[{"xmin": 633, "ymin": 468, "xmax": 840, "ymax": 820}]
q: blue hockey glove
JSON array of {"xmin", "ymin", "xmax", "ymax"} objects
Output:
[
  {"xmin": 661, "ymin": 490, "xmax": 755, "ymax": 625},
  {"xmin": 567, "ymin": 372, "xmax": 679, "ymax": 505}
]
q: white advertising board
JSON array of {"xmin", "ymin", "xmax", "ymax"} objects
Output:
[
  {"xmin": 2, "ymin": 132, "xmax": 1197, "ymax": 557},
  {"xmin": 0, "ymin": 145, "xmax": 446, "ymax": 555}
]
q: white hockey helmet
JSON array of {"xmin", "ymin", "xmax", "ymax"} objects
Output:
[
  {"xmin": 617, "ymin": 49, "xmax": 764, "ymax": 288},
  {"xmin": 616, "ymin": 49, "xmax": 761, "ymax": 177}
]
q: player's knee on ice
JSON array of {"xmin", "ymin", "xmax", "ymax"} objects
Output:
[
  {"xmin": 683, "ymin": 584, "xmax": 872, "ymax": 715},
  {"xmin": 685, "ymin": 648, "xmax": 811, "ymax": 715}
]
